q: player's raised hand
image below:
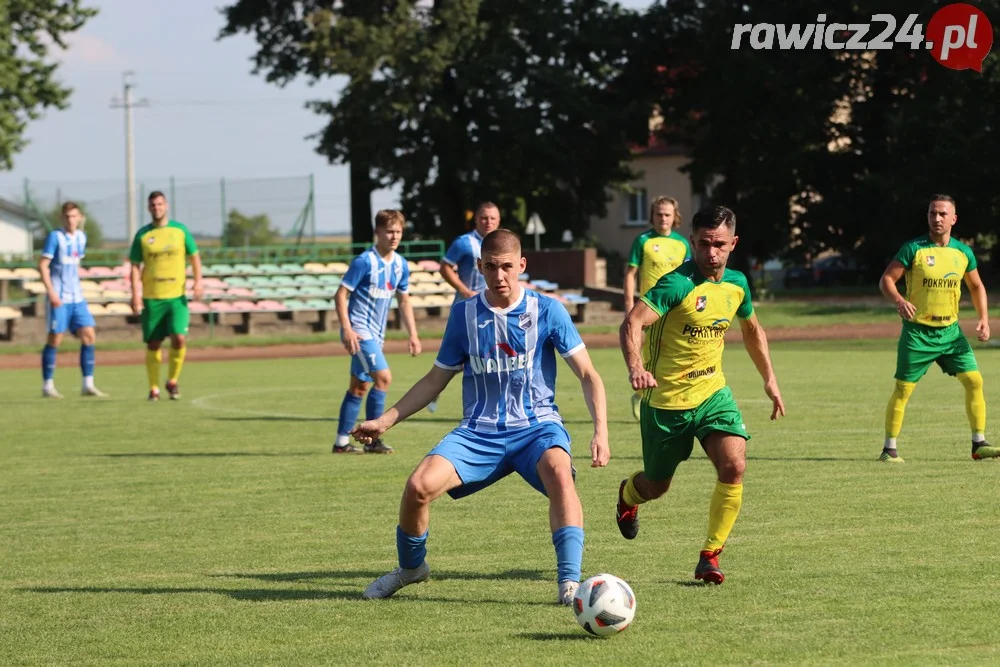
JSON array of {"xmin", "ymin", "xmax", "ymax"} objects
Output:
[
  {"xmin": 765, "ymin": 379, "xmax": 785, "ymax": 420},
  {"xmin": 976, "ymin": 318, "xmax": 991, "ymax": 342},
  {"xmin": 351, "ymin": 419, "xmax": 386, "ymax": 445},
  {"xmin": 590, "ymin": 433, "xmax": 610, "ymax": 468},
  {"xmin": 341, "ymin": 328, "xmax": 361, "ymax": 356},
  {"xmin": 628, "ymin": 369, "xmax": 657, "ymax": 391},
  {"xmin": 896, "ymin": 298, "xmax": 916, "ymax": 321},
  {"xmin": 408, "ymin": 336, "xmax": 421, "ymax": 356}
]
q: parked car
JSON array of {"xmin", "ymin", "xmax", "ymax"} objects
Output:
[{"xmin": 783, "ymin": 254, "xmax": 864, "ymax": 288}]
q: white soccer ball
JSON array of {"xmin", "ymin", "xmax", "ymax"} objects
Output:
[{"xmin": 572, "ymin": 573, "xmax": 636, "ymax": 637}]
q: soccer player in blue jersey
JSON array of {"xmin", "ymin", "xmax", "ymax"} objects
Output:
[
  {"xmin": 352, "ymin": 228, "xmax": 610, "ymax": 605},
  {"xmin": 332, "ymin": 209, "xmax": 422, "ymax": 454},
  {"xmin": 427, "ymin": 202, "xmax": 502, "ymax": 413},
  {"xmin": 37, "ymin": 202, "xmax": 106, "ymax": 398}
]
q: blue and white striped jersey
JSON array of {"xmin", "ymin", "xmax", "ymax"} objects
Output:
[
  {"xmin": 434, "ymin": 289, "xmax": 585, "ymax": 432},
  {"xmin": 442, "ymin": 230, "xmax": 485, "ymax": 300},
  {"xmin": 41, "ymin": 229, "xmax": 87, "ymax": 304},
  {"xmin": 341, "ymin": 247, "xmax": 409, "ymax": 343}
]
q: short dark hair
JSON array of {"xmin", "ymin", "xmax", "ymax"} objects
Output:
[
  {"xmin": 61, "ymin": 201, "xmax": 81, "ymax": 215},
  {"xmin": 148, "ymin": 191, "xmax": 166, "ymax": 202},
  {"xmin": 475, "ymin": 201, "xmax": 500, "ymax": 216},
  {"xmin": 481, "ymin": 228, "xmax": 521, "ymax": 256},
  {"xmin": 692, "ymin": 205, "xmax": 736, "ymax": 232},
  {"xmin": 929, "ymin": 194, "xmax": 956, "ymax": 210}
]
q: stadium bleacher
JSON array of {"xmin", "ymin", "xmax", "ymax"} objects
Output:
[{"xmin": 0, "ymin": 258, "xmax": 589, "ymax": 342}]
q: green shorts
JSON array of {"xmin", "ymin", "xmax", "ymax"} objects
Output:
[
  {"xmin": 639, "ymin": 386, "xmax": 750, "ymax": 481},
  {"xmin": 141, "ymin": 297, "xmax": 190, "ymax": 342},
  {"xmin": 895, "ymin": 321, "xmax": 977, "ymax": 383}
]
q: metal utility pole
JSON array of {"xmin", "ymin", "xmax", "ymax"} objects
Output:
[{"xmin": 111, "ymin": 71, "xmax": 148, "ymax": 241}]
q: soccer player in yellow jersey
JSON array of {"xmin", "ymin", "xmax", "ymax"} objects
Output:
[
  {"xmin": 129, "ymin": 191, "xmax": 203, "ymax": 401},
  {"xmin": 617, "ymin": 205, "xmax": 784, "ymax": 585},
  {"xmin": 878, "ymin": 194, "xmax": 994, "ymax": 463},
  {"xmin": 623, "ymin": 196, "xmax": 691, "ymax": 419}
]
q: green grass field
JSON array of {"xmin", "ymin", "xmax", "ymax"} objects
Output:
[{"xmin": 3, "ymin": 342, "xmax": 1000, "ymax": 665}]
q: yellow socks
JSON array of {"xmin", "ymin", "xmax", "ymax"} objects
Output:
[
  {"xmin": 168, "ymin": 347, "xmax": 187, "ymax": 383},
  {"xmin": 884, "ymin": 380, "xmax": 916, "ymax": 445},
  {"xmin": 957, "ymin": 371, "xmax": 986, "ymax": 436},
  {"xmin": 145, "ymin": 349, "xmax": 162, "ymax": 390},
  {"xmin": 704, "ymin": 481, "xmax": 743, "ymax": 552},
  {"xmin": 621, "ymin": 471, "xmax": 648, "ymax": 507}
]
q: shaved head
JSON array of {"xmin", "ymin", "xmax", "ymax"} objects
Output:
[{"xmin": 481, "ymin": 229, "xmax": 521, "ymax": 257}]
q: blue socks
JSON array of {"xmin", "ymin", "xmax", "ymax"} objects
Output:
[
  {"xmin": 42, "ymin": 345, "xmax": 57, "ymax": 381},
  {"xmin": 552, "ymin": 526, "xmax": 584, "ymax": 583},
  {"xmin": 337, "ymin": 392, "xmax": 363, "ymax": 436},
  {"xmin": 397, "ymin": 525, "xmax": 428, "ymax": 569},
  {"xmin": 80, "ymin": 344, "xmax": 95, "ymax": 379},
  {"xmin": 366, "ymin": 388, "xmax": 387, "ymax": 421}
]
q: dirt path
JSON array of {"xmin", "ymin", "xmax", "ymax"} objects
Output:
[{"xmin": 0, "ymin": 321, "xmax": 924, "ymax": 370}]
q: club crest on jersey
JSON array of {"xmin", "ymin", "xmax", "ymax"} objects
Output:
[
  {"xmin": 146, "ymin": 236, "xmax": 155, "ymax": 244},
  {"xmin": 695, "ymin": 295, "xmax": 708, "ymax": 311},
  {"xmin": 926, "ymin": 255, "xmax": 935, "ymax": 267},
  {"xmin": 652, "ymin": 244, "xmax": 660, "ymax": 252},
  {"xmin": 518, "ymin": 313, "xmax": 533, "ymax": 330}
]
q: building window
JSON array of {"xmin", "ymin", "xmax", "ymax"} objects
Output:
[{"xmin": 626, "ymin": 188, "xmax": 648, "ymax": 226}]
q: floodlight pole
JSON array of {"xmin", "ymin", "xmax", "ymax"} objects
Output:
[{"xmin": 111, "ymin": 71, "xmax": 148, "ymax": 241}]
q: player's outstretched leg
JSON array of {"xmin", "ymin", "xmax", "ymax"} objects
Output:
[
  {"xmin": 363, "ymin": 526, "xmax": 431, "ymax": 599},
  {"xmin": 881, "ymin": 380, "xmax": 914, "ymax": 463},
  {"xmin": 364, "ymin": 371, "xmax": 394, "ymax": 454},
  {"xmin": 363, "ymin": 455, "xmax": 460, "ymax": 599},
  {"xmin": 958, "ymin": 372, "xmax": 998, "ymax": 460},
  {"xmin": 537, "ymin": 447, "xmax": 584, "ymax": 605},
  {"xmin": 697, "ymin": 433, "xmax": 745, "ymax": 585},
  {"xmin": 616, "ymin": 472, "xmax": 669, "ymax": 540}
]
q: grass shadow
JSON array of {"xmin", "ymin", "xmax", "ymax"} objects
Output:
[
  {"xmin": 518, "ymin": 632, "xmax": 592, "ymax": 642},
  {"xmin": 746, "ymin": 456, "xmax": 870, "ymax": 462},
  {"xmin": 22, "ymin": 586, "xmax": 358, "ymax": 602},
  {"xmin": 212, "ymin": 568, "xmax": 550, "ymax": 583},
  {"xmin": 97, "ymin": 452, "xmax": 316, "ymax": 458},
  {"xmin": 211, "ymin": 416, "xmax": 334, "ymax": 423}
]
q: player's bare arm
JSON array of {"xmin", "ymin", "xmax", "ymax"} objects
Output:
[
  {"xmin": 397, "ymin": 292, "xmax": 422, "ymax": 356},
  {"xmin": 190, "ymin": 253, "xmax": 204, "ymax": 301},
  {"xmin": 351, "ymin": 365, "xmax": 458, "ymax": 443},
  {"xmin": 880, "ymin": 260, "xmax": 915, "ymax": 321},
  {"xmin": 440, "ymin": 262, "xmax": 475, "ymax": 299},
  {"xmin": 964, "ymin": 268, "xmax": 991, "ymax": 342},
  {"xmin": 563, "ymin": 349, "xmax": 610, "ymax": 467},
  {"xmin": 334, "ymin": 284, "xmax": 360, "ymax": 355},
  {"xmin": 623, "ymin": 265, "xmax": 638, "ymax": 313},
  {"xmin": 129, "ymin": 263, "xmax": 143, "ymax": 315},
  {"xmin": 739, "ymin": 314, "xmax": 785, "ymax": 420},
  {"xmin": 620, "ymin": 300, "xmax": 660, "ymax": 390},
  {"xmin": 38, "ymin": 256, "xmax": 61, "ymax": 308}
]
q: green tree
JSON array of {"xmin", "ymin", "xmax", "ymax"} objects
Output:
[
  {"xmin": 645, "ymin": 0, "xmax": 1000, "ymax": 280},
  {"xmin": 218, "ymin": 1, "xmax": 653, "ymax": 243},
  {"xmin": 223, "ymin": 209, "xmax": 279, "ymax": 247},
  {"xmin": 0, "ymin": 1, "xmax": 98, "ymax": 170}
]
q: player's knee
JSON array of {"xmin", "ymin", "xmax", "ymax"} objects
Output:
[
  {"xmin": 147, "ymin": 340, "xmax": 162, "ymax": 351},
  {"xmin": 171, "ymin": 335, "xmax": 186, "ymax": 349},
  {"xmin": 79, "ymin": 328, "xmax": 96, "ymax": 345},
  {"xmin": 372, "ymin": 371, "xmax": 392, "ymax": 390},
  {"xmin": 893, "ymin": 380, "xmax": 916, "ymax": 400},
  {"xmin": 957, "ymin": 371, "xmax": 983, "ymax": 391},
  {"xmin": 46, "ymin": 333, "xmax": 63, "ymax": 347},
  {"xmin": 403, "ymin": 475, "xmax": 437, "ymax": 507},
  {"xmin": 644, "ymin": 478, "xmax": 671, "ymax": 500},
  {"xmin": 717, "ymin": 456, "xmax": 746, "ymax": 484},
  {"xmin": 348, "ymin": 384, "xmax": 368, "ymax": 398}
]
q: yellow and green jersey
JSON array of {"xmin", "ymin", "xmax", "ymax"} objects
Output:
[
  {"xmin": 894, "ymin": 235, "xmax": 976, "ymax": 328},
  {"xmin": 129, "ymin": 220, "xmax": 199, "ymax": 300},
  {"xmin": 627, "ymin": 229, "xmax": 692, "ymax": 297},
  {"xmin": 639, "ymin": 262, "xmax": 753, "ymax": 410}
]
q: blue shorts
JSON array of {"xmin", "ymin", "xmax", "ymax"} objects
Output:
[
  {"xmin": 47, "ymin": 301, "xmax": 95, "ymax": 335},
  {"xmin": 349, "ymin": 337, "xmax": 389, "ymax": 382},
  {"xmin": 429, "ymin": 422, "xmax": 572, "ymax": 499}
]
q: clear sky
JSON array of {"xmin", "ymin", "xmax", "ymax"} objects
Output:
[{"xmin": 0, "ymin": 0, "xmax": 653, "ymax": 238}]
